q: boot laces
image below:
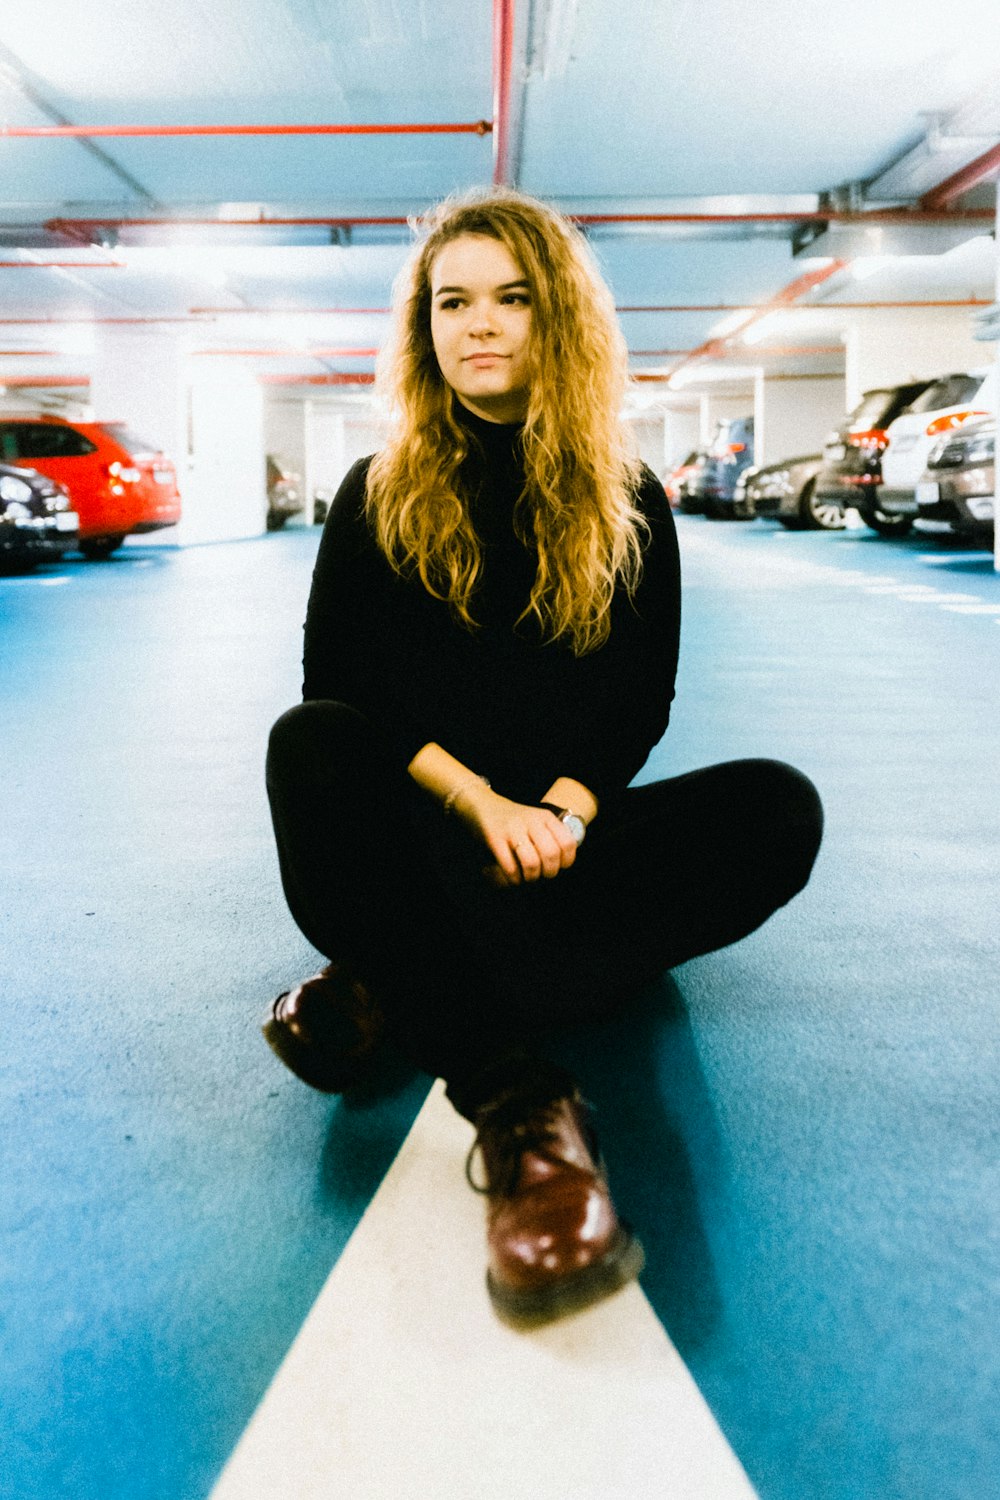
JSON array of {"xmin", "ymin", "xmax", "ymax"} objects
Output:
[{"xmin": 465, "ymin": 1086, "xmax": 595, "ymax": 1198}]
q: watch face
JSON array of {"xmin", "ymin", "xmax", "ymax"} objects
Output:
[{"xmin": 563, "ymin": 812, "xmax": 586, "ymax": 846}]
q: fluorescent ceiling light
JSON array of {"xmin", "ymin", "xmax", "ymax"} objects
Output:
[
  {"xmin": 708, "ymin": 310, "xmax": 752, "ymax": 339},
  {"xmin": 669, "ymin": 364, "xmax": 760, "ymax": 389},
  {"xmin": 851, "ymin": 256, "xmax": 897, "ymax": 281}
]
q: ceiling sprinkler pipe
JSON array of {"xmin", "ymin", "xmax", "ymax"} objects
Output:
[
  {"xmin": 2, "ymin": 121, "xmax": 492, "ymax": 139},
  {"xmin": 921, "ymin": 141, "xmax": 1000, "ymax": 208},
  {"xmin": 492, "ymin": 0, "xmax": 515, "ymax": 185}
]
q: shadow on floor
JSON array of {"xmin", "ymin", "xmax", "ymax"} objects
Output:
[{"xmin": 552, "ymin": 974, "xmax": 728, "ymax": 1360}]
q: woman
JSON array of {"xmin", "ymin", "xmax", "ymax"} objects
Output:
[{"xmin": 265, "ymin": 187, "xmax": 822, "ymax": 1328}]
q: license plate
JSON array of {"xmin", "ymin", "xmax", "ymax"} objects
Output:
[
  {"xmin": 55, "ymin": 511, "xmax": 79, "ymax": 531},
  {"xmin": 915, "ymin": 481, "xmax": 940, "ymax": 506},
  {"xmin": 825, "ymin": 444, "xmax": 846, "ymax": 461},
  {"xmin": 891, "ymin": 434, "xmax": 917, "ymax": 453},
  {"xmin": 153, "ymin": 469, "xmax": 174, "ymax": 484}
]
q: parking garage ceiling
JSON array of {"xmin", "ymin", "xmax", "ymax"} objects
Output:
[{"xmin": 0, "ymin": 0, "xmax": 998, "ymax": 403}]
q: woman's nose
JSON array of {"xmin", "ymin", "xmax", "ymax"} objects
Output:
[{"xmin": 468, "ymin": 301, "xmax": 498, "ymax": 336}]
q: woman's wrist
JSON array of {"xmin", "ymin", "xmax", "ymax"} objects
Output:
[
  {"xmin": 541, "ymin": 776, "xmax": 598, "ymax": 826},
  {"xmin": 444, "ymin": 773, "xmax": 491, "ymax": 817}
]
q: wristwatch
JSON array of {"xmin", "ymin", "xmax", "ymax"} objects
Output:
[{"xmin": 539, "ymin": 802, "xmax": 587, "ymax": 847}]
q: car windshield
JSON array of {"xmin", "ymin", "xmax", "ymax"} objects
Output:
[
  {"xmin": 905, "ymin": 375, "xmax": 985, "ymax": 414},
  {"xmin": 99, "ymin": 423, "xmax": 162, "ymax": 456}
]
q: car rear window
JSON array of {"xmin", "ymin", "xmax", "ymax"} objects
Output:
[
  {"xmin": 905, "ymin": 375, "xmax": 985, "ymax": 413},
  {"xmin": 0, "ymin": 422, "xmax": 98, "ymax": 459},
  {"xmin": 98, "ymin": 423, "xmax": 162, "ymax": 456},
  {"xmin": 848, "ymin": 390, "xmax": 899, "ymax": 428}
]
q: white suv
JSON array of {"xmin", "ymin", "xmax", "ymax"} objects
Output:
[{"xmin": 878, "ymin": 368, "xmax": 996, "ymax": 531}]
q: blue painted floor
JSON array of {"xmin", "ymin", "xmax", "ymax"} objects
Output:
[{"xmin": 2, "ymin": 518, "xmax": 998, "ymax": 1499}]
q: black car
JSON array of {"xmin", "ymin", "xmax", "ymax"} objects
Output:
[
  {"xmin": 914, "ymin": 417, "xmax": 994, "ymax": 541},
  {"xmin": 739, "ymin": 453, "xmax": 842, "ymax": 530},
  {"xmin": 0, "ymin": 462, "xmax": 79, "ymax": 572},
  {"xmin": 812, "ymin": 381, "xmax": 932, "ymax": 535}
]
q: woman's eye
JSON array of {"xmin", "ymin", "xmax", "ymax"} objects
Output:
[
  {"xmin": 438, "ymin": 297, "xmax": 463, "ymax": 310},
  {"xmin": 501, "ymin": 293, "xmax": 530, "ymax": 305}
]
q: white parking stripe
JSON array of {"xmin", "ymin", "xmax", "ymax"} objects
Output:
[{"xmin": 210, "ymin": 1082, "xmax": 758, "ymax": 1500}]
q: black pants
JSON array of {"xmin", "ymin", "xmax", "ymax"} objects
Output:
[{"xmin": 266, "ymin": 701, "xmax": 823, "ymax": 1117}]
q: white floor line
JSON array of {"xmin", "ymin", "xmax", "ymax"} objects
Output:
[{"xmin": 211, "ymin": 1082, "xmax": 758, "ymax": 1500}]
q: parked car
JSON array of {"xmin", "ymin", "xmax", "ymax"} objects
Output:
[
  {"xmin": 874, "ymin": 369, "xmax": 996, "ymax": 536},
  {"xmin": 695, "ymin": 416, "xmax": 755, "ymax": 518},
  {"xmin": 662, "ymin": 450, "xmax": 700, "ymax": 508},
  {"xmin": 914, "ymin": 416, "xmax": 994, "ymax": 541},
  {"xmin": 674, "ymin": 448, "xmax": 713, "ymax": 514},
  {"xmin": 266, "ymin": 454, "xmax": 305, "ymax": 530},
  {"xmin": 0, "ymin": 416, "xmax": 181, "ymax": 559},
  {"xmin": 0, "ymin": 461, "xmax": 79, "ymax": 572},
  {"xmin": 812, "ymin": 381, "xmax": 933, "ymax": 537},
  {"xmin": 738, "ymin": 453, "xmax": 842, "ymax": 529}
]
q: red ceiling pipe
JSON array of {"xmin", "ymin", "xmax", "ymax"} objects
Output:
[
  {"xmin": 665, "ymin": 259, "xmax": 849, "ymax": 381},
  {"xmin": 573, "ymin": 209, "xmax": 993, "ymax": 224},
  {"xmin": 617, "ymin": 299, "xmax": 991, "ymax": 312},
  {"xmin": 921, "ymin": 141, "xmax": 1000, "ymax": 209},
  {"xmin": 4, "ymin": 121, "xmax": 492, "ymax": 139},
  {"xmin": 260, "ymin": 373, "xmax": 376, "ymax": 385},
  {"xmin": 189, "ymin": 305, "xmax": 392, "ymax": 315},
  {"xmin": 45, "ymin": 208, "xmax": 994, "ymax": 239},
  {"xmin": 492, "ymin": 0, "xmax": 515, "ymax": 185},
  {"xmin": 0, "ymin": 259, "xmax": 125, "ymax": 268},
  {"xmin": 0, "ymin": 375, "xmax": 88, "ymax": 386},
  {"xmin": 192, "ymin": 346, "xmax": 378, "ymax": 358}
]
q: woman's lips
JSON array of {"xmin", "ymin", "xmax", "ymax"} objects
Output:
[{"xmin": 464, "ymin": 353, "xmax": 506, "ymax": 365}]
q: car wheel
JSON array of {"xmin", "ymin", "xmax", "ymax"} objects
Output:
[
  {"xmin": 79, "ymin": 535, "xmax": 125, "ymax": 560},
  {"xmin": 857, "ymin": 501, "xmax": 913, "ymax": 538},
  {"xmin": 800, "ymin": 479, "xmax": 845, "ymax": 531},
  {"xmin": 0, "ymin": 555, "xmax": 39, "ymax": 575},
  {"xmin": 266, "ymin": 511, "xmax": 287, "ymax": 531}
]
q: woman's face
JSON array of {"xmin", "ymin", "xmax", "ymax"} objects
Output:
[{"xmin": 429, "ymin": 233, "xmax": 533, "ymax": 424}]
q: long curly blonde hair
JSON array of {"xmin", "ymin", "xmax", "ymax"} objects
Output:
[{"xmin": 366, "ymin": 187, "xmax": 646, "ymax": 655}]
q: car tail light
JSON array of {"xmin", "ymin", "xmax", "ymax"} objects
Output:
[
  {"xmin": 925, "ymin": 409, "xmax": 989, "ymax": 436},
  {"xmin": 847, "ymin": 428, "xmax": 888, "ymax": 450},
  {"xmin": 107, "ymin": 460, "xmax": 142, "ymax": 483}
]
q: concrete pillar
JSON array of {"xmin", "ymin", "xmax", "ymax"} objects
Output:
[
  {"xmin": 664, "ymin": 407, "xmax": 701, "ymax": 465},
  {"xmin": 90, "ymin": 329, "xmax": 187, "ymax": 544},
  {"xmin": 185, "ymin": 365, "xmax": 266, "ymax": 545},
  {"xmin": 91, "ymin": 330, "xmax": 267, "ymax": 546},
  {"xmin": 757, "ymin": 375, "xmax": 847, "ymax": 467}
]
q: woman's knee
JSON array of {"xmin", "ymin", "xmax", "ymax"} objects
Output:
[
  {"xmin": 266, "ymin": 700, "xmax": 375, "ymax": 784},
  {"xmin": 741, "ymin": 758, "xmax": 823, "ymax": 894}
]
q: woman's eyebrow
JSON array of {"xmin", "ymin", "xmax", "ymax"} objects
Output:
[{"xmin": 432, "ymin": 279, "xmax": 531, "ymax": 296}]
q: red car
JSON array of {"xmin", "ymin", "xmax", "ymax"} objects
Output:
[{"xmin": 0, "ymin": 416, "xmax": 181, "ymax": 559}]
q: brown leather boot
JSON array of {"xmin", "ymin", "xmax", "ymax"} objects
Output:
[
  {"xmin": 466, "ymin": 1073, "xmax": 644, "ymax": 1327},
  {"xmin": 262, "ymin": 963, "xmax": 385, "ymax": 1093}
]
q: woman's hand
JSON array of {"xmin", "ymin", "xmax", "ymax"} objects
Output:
[{"xmin": 451, "ymin": 780, "xmax": 580, "ymax": 887}]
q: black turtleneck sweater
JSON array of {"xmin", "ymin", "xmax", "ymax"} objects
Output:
[{"xmin": 302, "ymin": 406, "xmax": 681, "ymax": 805}]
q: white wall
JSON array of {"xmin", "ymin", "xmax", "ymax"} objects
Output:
[
  {"xmin": 843, "ymin": 308, "xmax": 987, "ymax": 409},
  {"xmin": 264, "ymin": 401, "xmax": 307, "ymax": 474},
  {"xmin": 758, "ymin": 375, "xmax": 846, "ymax": 466}
]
